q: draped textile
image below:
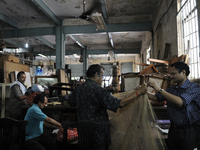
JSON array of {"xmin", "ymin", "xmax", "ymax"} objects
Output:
[{"xmin": 108, "ymin": 90, "xmax": 167, "ymax": 150}]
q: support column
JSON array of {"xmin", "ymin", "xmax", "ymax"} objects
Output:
[
  {"xmin": 55, "ymin": 20, "xmax": 65, "ymax": 71},
  {"xmin": 83, "ymin": 46, "xmax": 88, "ymax": 79}
]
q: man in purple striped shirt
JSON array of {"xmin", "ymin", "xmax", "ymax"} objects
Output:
[{"xmin": 147, "ymin": 62, "xmax": 200, "ymax": 150}]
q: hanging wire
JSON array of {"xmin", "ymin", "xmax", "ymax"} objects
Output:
[
  {"xmin": 1, "ymin": 21, "xmax": 5, "ymax": 50},
  {"xmin": 1, "ymin": 21, "xmax": 4, "ymax": 41},
  {"xmin": 50, "ymin": 48, "xmax": 51, "ymax": 66},
  {"xmin": 40, "ymin": 41, "xmax": 41, "ymax": 54},
  {"xmin": 26, "ymin": 0, "xmax": 29, "ymax": 46},
  {"xmin": 83, "ymin": 0, "xmax": 86, "ymax": 13},
  {"xmin": 44, "ymin": 45, "xmax": 45, "ymax": 56}
]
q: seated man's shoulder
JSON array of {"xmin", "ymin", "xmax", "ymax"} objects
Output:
[{"xmin": 12, "ymin": 84, "xmax": 20, "ymax": 89}]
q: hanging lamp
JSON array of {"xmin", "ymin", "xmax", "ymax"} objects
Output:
[{"xmin": 25, "ymin": 0, "xmax": 29, "ymax": 48}]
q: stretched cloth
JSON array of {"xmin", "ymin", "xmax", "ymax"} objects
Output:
[{"xmin": 108, "ymin": 90, "xmax": 167, "ymax": 150}]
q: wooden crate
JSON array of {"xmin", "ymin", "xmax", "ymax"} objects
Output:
[
  {"xmin": 0, "ymin": 55, "xmax": 20, "ymax": 69},
  {"xmin": 2, "ymin": 60, "xmax": 30, "ymax": 83}
]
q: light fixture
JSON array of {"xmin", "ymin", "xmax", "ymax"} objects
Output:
[
  {"xmin": 79, "ymin": 55, "xmax": 83, "ymax": 63},
  {"xmin": 79, "ymin": 49, "xmax": 84, "ymax": 63},
  {"xmin": 108, "ymin": 50, "xmax": 114, "ymax": 57},
  {"xmin": 25, "ymin": 43, "xmax": 29, "ymax": 48},
  {"xmin": 38, "ymin": 54, "xmax": 47, "ymax": 58},
  {"xmin": 73, "ymin": 53, "xmax": 80, "ymax": 58},
  {"xmin": 38, "ymin": 42, "xmax": 47, "ymax": 58},
  {"xmin": 92, "ymin": 12, "xmax": 106, "ymax": 30}
]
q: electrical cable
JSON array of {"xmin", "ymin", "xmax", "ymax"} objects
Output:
[
  {"xmin": 141, "ymin": 0, "xmax": 175, "ymax": 57},
  {"xmin": 154, "ymin": 0, "xmax": 175, "ymax": 35}
]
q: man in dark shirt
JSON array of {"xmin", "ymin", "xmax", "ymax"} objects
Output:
[
  {"xmin": 67, "ymin": 64, "xmax": 147, "ymax": 150},
  {"xmin": 9, "ymin": 71, "xmax": 28, "ymax": 119},
  {"xmin": 147, "ymin": 62, "xmax": 200, "ymax": 150}
]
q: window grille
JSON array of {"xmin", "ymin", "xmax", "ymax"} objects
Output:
[{"xmin": 177, "ymin": 0, "xmax": 199, "ymax": 79}]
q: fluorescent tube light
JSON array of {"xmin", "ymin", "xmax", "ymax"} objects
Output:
[
  {"xmin": 92, "ymin": 12, "xmax": 106, "ymax": 30},
  {"xmin": 38, "ymin": 54, "xmax": 47, "ymax": 58},
  {"xmin": 73, "ymin": 53, "xmax": 80, "ymax": 58}
]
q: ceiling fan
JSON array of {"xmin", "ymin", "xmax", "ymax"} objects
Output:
[
  {"xmin": 75, "ymin": 0, "xmax": 101, "ymax": 21},
  {"xmin": 66, "ymin": 0, "xmax": 106, "ymax": 29}
]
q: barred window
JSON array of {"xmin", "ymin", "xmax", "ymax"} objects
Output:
[
  {"xmin": 146, "ymin": 45, "xmax": 151, "ymax": 65},
  {"xmin": 177, "ymin": 0, "xmax": 199, "ymax": 79}
]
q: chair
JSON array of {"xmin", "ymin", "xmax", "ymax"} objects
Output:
[
  {"xmin": 0, "ymin": 117, "xmax": 28, "ymax": 150},
  {"xmin": 61, "ymin": 120, "xmax": 111, "ymax": 150}
]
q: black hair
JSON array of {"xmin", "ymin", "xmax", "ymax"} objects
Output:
[
  {"xmin": 171, "ymin": 62, "xmax": 190, "ymax": 76},
  {"xmin": 86, "ymin": 64, "xmax": 103, "ymax": 78},
  {"xmin": 33, "ymin": 92, "xmax": 48, "ymax": 104},
  {"xmin": 17, "ymin": 71, "xmax": 25, "ymax": 80}
]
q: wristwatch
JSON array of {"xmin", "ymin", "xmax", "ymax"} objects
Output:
[{"xmin": 159, "ymin": 89, "xmax": 163, "ymax": 93}]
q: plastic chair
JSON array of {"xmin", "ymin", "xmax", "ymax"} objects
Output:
[
  {"xmin": 62, "ymin": 120, "xmax": 111, "ymax": 150},
  {"xmin": 0, "ymin": 117, "xmax": 28, "ymax": 150}
]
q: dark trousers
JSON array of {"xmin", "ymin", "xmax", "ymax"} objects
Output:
[
  {"xmin": 25, "ymin": 133, "xmax": 59, "ymax": 150},
  {"xmin": 167, "ymin": 125, "xmax": 200, "ymax": 150}
]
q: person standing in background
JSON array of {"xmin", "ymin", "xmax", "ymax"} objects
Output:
[{"xmin": 9, "ymin": 71, "xmax": 28, "ymax": 120}]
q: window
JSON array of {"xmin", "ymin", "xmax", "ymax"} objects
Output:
[
  {"xmin": 177, "ymin": 0, "xmax": 200, "ymax": 79},
  {"xmin": 68, "ymin": 64, "xmax": 83, "ymax": 77},
  {"xmin": 121, "ymin": 62, "xmax": 133, "ymax": 74},
  {"xmin": 101, "ymin": 63, "xmax": 113, "ymax": 88},
  {"xmin": 146, "ymin": 45, "xmax": 151, "ymax": 64}
]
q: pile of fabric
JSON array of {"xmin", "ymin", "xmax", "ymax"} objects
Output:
[
  {"xmin": 55, "ymin": 128, "xmax": 78, "ymax": 143},
  {"xmin": 109, "ymin": 90, "xmax": 167, "ymax": 150}
]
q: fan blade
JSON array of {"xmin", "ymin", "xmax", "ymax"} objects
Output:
[
  {"xmin": 85, "ymin": 0, "xmax": 101, "ymax": 15},
  {"xmin": 79, "ymin": 13, "xmax": 90, "ymax": 20},
  {"xmin": 61, "ymin": 16, "xmax": 79, "ymax": 19},
  {"xmin": 6, "ymin": 46, "xmax": 18, "ymax": 49}
]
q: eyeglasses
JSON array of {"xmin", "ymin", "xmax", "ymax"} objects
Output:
[
  {"xmin": 43, "ymin": 102, "xmax": 47, "ymax": 106},
  {"xmin": 98, "ymin": 74, "xmax": 105, "ymax": 80}
]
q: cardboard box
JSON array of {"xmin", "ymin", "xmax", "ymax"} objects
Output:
[
  {"xmin": 0, "ymin": 55, "xmax": 20, "ymax": 69},
  {"xmin": 0, "ymin": 54, "xmax": 20, "ymax": 63}
]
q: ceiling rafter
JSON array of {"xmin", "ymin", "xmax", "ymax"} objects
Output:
[
  {"xmin": 0, "ymin": 13, "xmax": 18, "ymax": 28},
  {"xmin": 31, "ymin": 0, "xmax": 60, "ymax": 25},
  {"xmin": 33, "ymin": 48, "xmax": 140, "ymax": 56},
  {"xmin": 70, "ymin": 35, "xmax": 86, "ymax": 49},
  {"xmin": 1, "ymin": 22, "xmax": 152, "ymax": 38},
  {"xmin": 34, "ymin": 36, "xmax": 55, "ymax": 49}
]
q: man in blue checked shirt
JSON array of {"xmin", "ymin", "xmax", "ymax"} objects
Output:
[{"xmin": 147, "ymin": 62, "xmax": 200, "ymax": 150}]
